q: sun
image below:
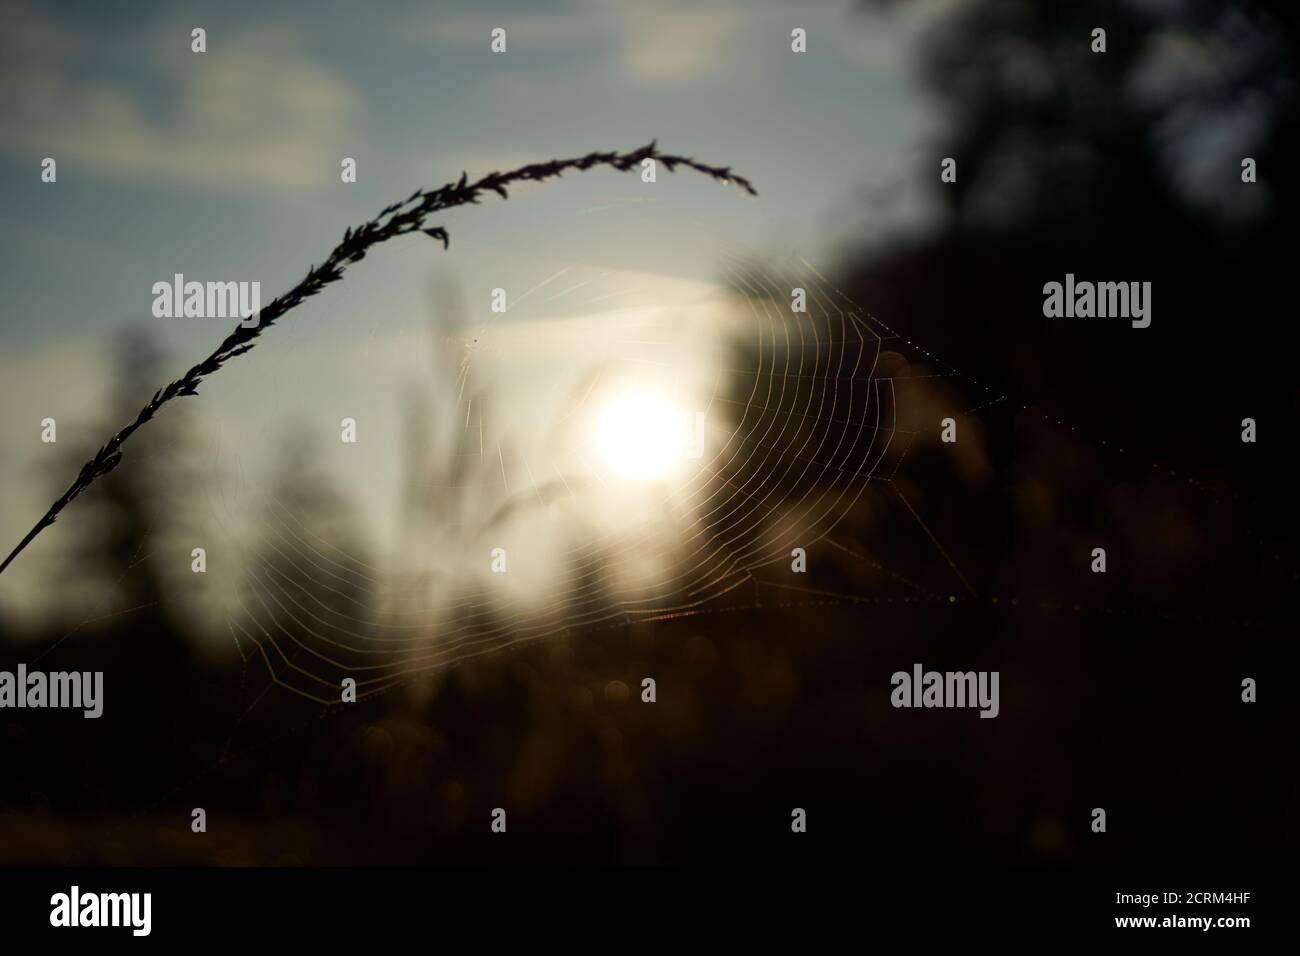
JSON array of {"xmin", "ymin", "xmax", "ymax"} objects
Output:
[{"xmin": 595, "ymin": 391, "xmax": 684, "ymax": 480}]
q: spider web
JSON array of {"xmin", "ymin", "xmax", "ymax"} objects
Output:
[
  {"xmin": 211, "ymin": 233, "xmax": 1292, "ymax": 732},
  {"xmin": 40, "ymin": 236, "xmax": 1287, "ymax": 823},
  {"xmin": 223, "ymin": 252, "xmax": 939, "ymax": 705}
]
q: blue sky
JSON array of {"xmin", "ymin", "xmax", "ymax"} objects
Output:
[
  {"xmin": 0, "ymin": 0, "xmax": 948, "ymax": 336},
  {"xmin": 0, "ymin": 0, "xmax": 953, "ymax": 614}
]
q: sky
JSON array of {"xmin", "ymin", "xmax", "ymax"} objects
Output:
[{"xmin": 0, "ymin": 0, "xmax": 955, "ymax": 615}]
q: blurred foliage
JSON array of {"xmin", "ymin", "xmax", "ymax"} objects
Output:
[{"xmin": 2, "ymin": 0, "xmax": 1293, "ymax": 864}]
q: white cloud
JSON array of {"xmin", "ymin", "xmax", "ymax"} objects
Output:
[
  {"xmin": 411, "ymin": 0, "xmax": 750, "ymax": 88},
  {"xmin": 1, "ymin": 10, "xmax": 360, "ymax": 190},
  {"xmin": 614, "ymin": 4, "xmax": 748, "ymax": 87}
]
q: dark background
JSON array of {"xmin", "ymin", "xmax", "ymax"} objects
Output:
[{"xmin": 0, "ymin": 0, "xmax": 1294, "ymax": 882}]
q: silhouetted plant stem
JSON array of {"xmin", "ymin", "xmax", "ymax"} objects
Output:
[{"xmin": 0, "ymin": 143, "xmax": 754, "ymax": 578}]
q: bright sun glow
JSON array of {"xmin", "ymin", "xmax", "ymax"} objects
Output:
[{"xmin": 596, "ymin": 391, "xmax": 683, "ymax": 479}]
